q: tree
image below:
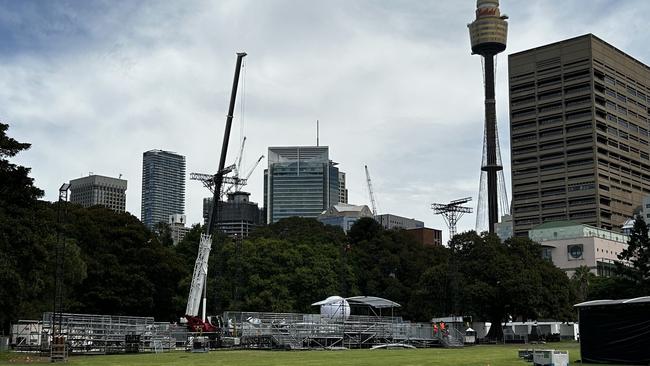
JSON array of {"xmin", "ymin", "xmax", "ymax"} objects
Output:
[
  {"xmin": 616, "ymin": 217, "xmax": 650, "ymax": 294},
  {"xmin": 447, "ymin": 232, "xmax": 575, "ymax": 341},
  {"xmin": 205, "ymin": 218, "xmax": 352, "ymax": 314},
  {"xmin": 0, "ymin": 123, "xmax": 46, "ymax": 332},
  {"xmin": 65, "ymin": 206, "xmax": 187, "ymax": 321},
  {"xmin": 153, "ymin": 221, "xmax": 174, "ymax": 247},
  {"xmin": 572, "ymin": 265, "xmax": 595, "ymax": 303},
  {"xmin": 348, "ymin": 218, "xmax": 445, "ymax": 321}
]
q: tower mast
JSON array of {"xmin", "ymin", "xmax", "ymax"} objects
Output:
[{"xmin": 468, "ymin": 0, "xmax": 509, "ymax": 233}]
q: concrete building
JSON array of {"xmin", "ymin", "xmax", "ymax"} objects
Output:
[
  {"xmin": 406, "ymin": 227, "xmax": 443, "ymax": 246},
  {"xmin": 495, "ymin": 214, "xmax": 514, "ymax": 241},
  {"xmin": 264, "ymin": 146, "xmax": 340, "ymax": 224},
  {"xmin": 317, "ymin": 203, "xmax": 373, "ymax": 233},
  {"xmin": 338, "ymin": 172, "xmax": 348, "ymax": 204},
  {"xmin": 168, "ymin": 214, "xmax": 190, "ymax": 245},
  {"xmin": 529, "ymin": 221, "xmax": 628, "ymax": 277},
  {"xmin": 375, "ymin": 214, "xmax": 424, "ymax": 230},
  {"xmin": 640, "ymin": 195, "xmax": 650, "ymax": 222},
  {"xmin": 509, "ymin": 34, "xmax": 650, "ymax": 237},
  {"xmin": 141, "ymin": 150, "xmax": 186, "ymax": 229},
  {"xmin": 69, "ymin": 174, "xmax": 127, "ymax": 212},
  {"xmin": 203, "ymin": 191, "xmax": 262, "ymax": 238}
]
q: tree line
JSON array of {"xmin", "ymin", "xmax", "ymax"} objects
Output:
[{"xmin": 2, "ymin": 122, "xmax": 648, "ymax": 339}]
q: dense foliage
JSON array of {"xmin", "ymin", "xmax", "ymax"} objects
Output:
[
  {"xmin": 586, "ymin": 217, "xmax": 650, "ymax": 300},
  {"xmin": 0, "ymin": 123, "xmax": 590, "ymax": 340}
]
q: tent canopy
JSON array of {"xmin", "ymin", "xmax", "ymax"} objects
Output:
[
  {"xmin": 311, "ymin": 296, "xmax": 401, "ymax": 309},
  {"xmin": 345, "ymin": 296, "xmax": 401, "ymax": 308}
]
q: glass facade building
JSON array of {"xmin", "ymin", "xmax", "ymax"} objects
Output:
[
  {"xmin": 141, "ymin": 149, "xmax": 186, "ymax": 229},
  {"xmin": 264, "ymin": 146, "xmax": 340, "ymax": 224}
]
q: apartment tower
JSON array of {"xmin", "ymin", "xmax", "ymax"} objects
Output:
[
  {"xmin": 509, "ymin": 34, "xmax": 650, "ymax": 236},
  {"xmin": 141, "ymin": 150, "xmax": 186, "ymax": 229}
]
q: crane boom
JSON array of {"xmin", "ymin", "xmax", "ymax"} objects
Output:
[
  {"xmin": 185, "ymin": 52, "xmax": 247, "ymax": 332},
  {"xmin": 365, "ymin": 165, "xmax": 378, "ymax": 216},
  {"xmin": 234, "ymin": 137, "xmax": 247, "ymax": 177},
  {"xmin": 244, "ymin": 155, "xmax": 264, "ymax": 181}
]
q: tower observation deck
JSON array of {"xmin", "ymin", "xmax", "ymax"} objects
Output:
[{"xmin": 468, "ymin": 0, "xmax": 510, "ymax": 234}]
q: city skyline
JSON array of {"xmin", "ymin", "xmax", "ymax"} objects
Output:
[{"xmin": 3, "ymin": 0, "xmax": 649, "ymax": 242}]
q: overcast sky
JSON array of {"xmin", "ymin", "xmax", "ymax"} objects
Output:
[{"xmin": 2, "ymin": 0, "xmax": 649, "ymax": 243}]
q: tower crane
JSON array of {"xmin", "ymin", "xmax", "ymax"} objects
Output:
[
  {"xmin": 364, "ymin": 165, "xmax": 378, "ymax": 216},
  {"xmin": 191, "ymin": 138, "xmax": 264, "ymax": 196},
  {"xmin": 184, "ymin": 52, "xmax": 246, "ymax": 333},
  {"xmin": 233, "ymin": 137, "xmax": 247, "ymax": 179},
  {"xmin": 241, "ymin": 155, "xmax": 264, "ymax": 186}
]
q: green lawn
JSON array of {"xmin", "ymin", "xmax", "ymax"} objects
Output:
[{"xmin": 0, "ymin": 343, "xmax": 623, "ymax": 366}]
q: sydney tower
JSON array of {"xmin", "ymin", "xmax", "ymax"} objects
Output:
[{"xmin": 468, "ymin": 0, "xmax": 510, "ymax": 234}]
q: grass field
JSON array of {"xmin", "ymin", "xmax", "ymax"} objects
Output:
[{"xmin": 0, "ymin": 342, "xmax": 624, "ymax": 365}]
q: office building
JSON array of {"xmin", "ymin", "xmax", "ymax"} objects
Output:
[
  {"xmin": 317, "ymin": 203, "xmax": 373, "ymax": 233},
  {"xmin": 529, "ymin": 221, "xmax": 628, "ymax": 277},
  {"xmin": 203, "ymin": 191, "xmax": 262, "ymax": 238},
  {"xmin": 338, "ymin": 172, "xmax": 348, "ymax": 204},
  {"xmin": 69, "ymin": 174, "xmax": 127, "ymax": 212},
  {"xmin": 509, "ymin": 34, "xmax": 650, "ymax": 236},
  {"xmin": 640, "ymin": 195, "xmax": 650, "ymax": 221},
  {"xmin": 406, "ymin": 227, "xmax": 443, "ymax": 246},
  {"xmin": 264, "ymin": 146, "xmax": 340, "ymax": 224},
  {"xmin": 375, "ymin": 214, "xmax": 424, "ymax": 230},
  {"xmin": 495, "ymin": 214, "xmax": 514, "ymax": 241},
  {"xmin": 141, "ymin": 150, "xmax": 186, "ymax": 229},
  {"xmin": 168, "ymin": 214, "xmax": 190, "ymax": 245}
]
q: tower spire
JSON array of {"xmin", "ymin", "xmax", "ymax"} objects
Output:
[{"xmin": 468, "ymin": 0, "xmax": 509, "ymax": 234}]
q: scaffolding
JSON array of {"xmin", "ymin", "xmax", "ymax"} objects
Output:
[
  {"xmin": 12, "ymin": 308, "xmax": 463, "ymax": 354},
  {"xmin": 30, "ymin": 313, "xmax": 186, "ymax": 355},
  {"xmin": 221, "ymin": 311, "xmax": 443, "ymax": 349}
]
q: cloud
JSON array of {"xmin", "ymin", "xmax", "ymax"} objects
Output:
[{"xmin": 2, "ymin": 0, "xmax": 649, "ymax": 243}]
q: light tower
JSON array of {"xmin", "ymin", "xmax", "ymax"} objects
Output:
[
  {"xmin": 431, "ymin": 197, "xmax": 473, "ymax": 241},
  {"xmin": 468, "ymin": 0, "xmax": 510, "ymax": 234}
]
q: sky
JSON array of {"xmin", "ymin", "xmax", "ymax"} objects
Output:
[{"xmin": 2, "ymin": 0, "xmax": 649, "ymax": 243}]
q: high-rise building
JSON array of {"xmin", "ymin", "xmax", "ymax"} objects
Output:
[
  {"xmin": 141, "ymin": 150, "xmax": 186, "ymax": 229},
  {"xmin": 264, "ymin": 146, "xmax": 340, "ymax": 224},
  {"xmin": 202, "ymin": 192, "xmax": 262, "ymax": 238},
  {"xmin": 168, "ymin": 214, "xmax": 190, "ymax": 245},
  {"xmin": 338, "ymin": 172, "xmax": 348, "ymax": 204},
  {"xmin": 509, "ymin": 34, "xmax": 650, "ymax": 236},
  {"xmin": 69, "ymin": 174, "xmax": 127, "ymax": 212}
]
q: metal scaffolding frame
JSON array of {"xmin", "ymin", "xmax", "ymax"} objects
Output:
[
  {"xmin": 221, "ymin": 311, "xmax": 444, "ymax": 349},
  {"xmin": 12, "ymin": 309, "xmax": 464, "ymax": 354},
  {"xmin": 30, "ymin": 313, "xmax": 187, "ymax": 355}
]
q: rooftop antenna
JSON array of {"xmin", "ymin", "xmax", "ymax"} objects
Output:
[{"xmin": 317, "ymin": 120, "xmax": 320, "ymax": 146}]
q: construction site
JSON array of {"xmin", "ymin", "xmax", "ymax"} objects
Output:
[
  {"xmin": 10, "ymin": 295, "xmax": 466, "ymax": 357},
  {"xmin": 4, "ymin": 48, "xmax": 469, "ymax": 363},
  {"xmin": 2, "ymin": 1, "xmax": 580, "ymax": 363}
]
